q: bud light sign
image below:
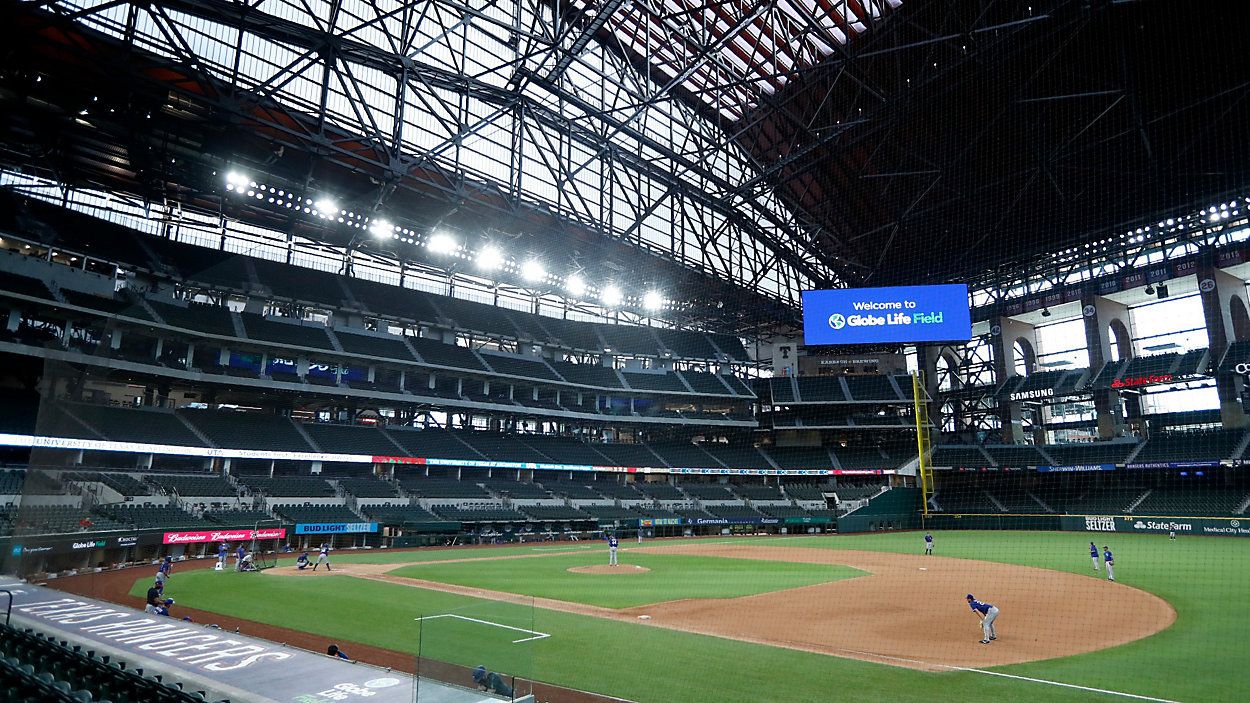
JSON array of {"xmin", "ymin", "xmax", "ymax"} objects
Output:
[{"xmin": 802, "ymin": 285, "xmax": 972, "ymax": 345}]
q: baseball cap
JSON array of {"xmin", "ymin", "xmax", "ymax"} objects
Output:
[
  {"xmin": 965, "ymin": 594, "xmax": 974, "ymax": 600},
  {"xmin": 472, "ymin": 666, "xmax": 487, "ymax": 683},
  {"xmin": 164, "ymin": 599, "xmax": 175, "ymax": 605}
]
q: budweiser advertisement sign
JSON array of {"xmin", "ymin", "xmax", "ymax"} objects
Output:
[{"xmin": 162, "ymin": 528, "xmax": 286, "ymax": 545}]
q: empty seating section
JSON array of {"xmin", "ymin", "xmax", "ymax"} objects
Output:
[
  {"xmin": 344, "ymin": 278, "xmax": 440, "ymax": 324},
  {"xmin": 843, "ymin": 375, "xmax": 902, "ymax": 401},
  {"xmin": 1065, "ymin": 489, "xmax": 1144, "ymax": 515},
  {"xmin": 241, "ymin": 314, "xmax": 334, "ymax": 349},
  {"xmin": 432, "ymin": 505, "xmax": 527, "ymax": 522},
  {"xmin": 768, "ymin": 446, "xmax": 834, "ymax": 469},
  {"xmin": 0, "ymin": 469, "xmax": 24, "ymax": 494},
  {"xmin": 104, "ymin": 504, "xmax": 204, "ymax": 529},
  {"xmin": 622, "ymin": 371, "xmax": 688, "ymax": 393},
  {"xmin": 591, "ymin": 482, "xmax": 642, "ymax": 499},
  {"xmin": 1011, "ymin": 371, "xmax": 1068, "ymax": 394},
  {"xmin": 541, "ymin": 481, "xmax": 603, "ymax": 499},
  {"xmin": 150, "ymin": 474, "xmax": 237, "ymax": 496},
  {"xmin": 1044, "ymin": 442, "xmax": 1136, "ymax": 466},
  {"xmin": 0, "ymin": 272, "xmax": 54, "ymax": 299},
  {"xmin": 634, "ymin": 482, "xmax": 685, "ymax": 500},
  {"xmin": 934, "ymin": 481, "xmax": 1001, "ymax": 513},
  {"xmin": 59, "ymin": 288, "xmax": 151, "ymax": 317},
  {"xmin": 241, "ymin": 477, "xmax": 334, "ymax": 497},
  {"xmin": 481, "ymin": 353, "xmax": 560, "ymax": 381},
  {"xmin": 384, "ymin": 428, "xmax": 483, "ymax": 460},
  {"xmin": 95, "ymin": 473, "xmax": 154, "ymax": 496},
  {"xmin": 517, "ymin": 435, "xmax": 610, "ymax": 464},
  {"xmin": 655, "ymin": 329, "xmax": 718, "ymax": 358},
  {"xmin": 833, "ymin": 447, "xmax": 889, "ymax": 470},
  {"xmin": 483, "ymin": 481, "xmax": 550, "ymax": 498},
  {"xmin": 251, "ymin": 257, "xmax": 344, "ymax": 304},
  {"xmin": 205, "ymin": 509, "xmax": 274, "ymax": 526},
  {"xmin": 1174, "ymin": 348, "xmax": 1207, "ymax": 375},
  {"xmin": 361, "ymin": 504, "xmax": 442, "ymax": 523},
  {"xmin": 702, "ymin": 443, "xmax": 770, "ymax": 469},
  {"xmin": 932, "ymin": 445, "xmax": 991, "ymax": 468},
  {"xmin": 580, "ymin": 505, "xmax": 637, "ymax": 520},
  {"xmin": 1218, "ymin": 340, "xmax": 1250, "ymax": 372},
  {"xmin": 720, "ymin": 375, "xmax": 754, "ymax": 396},
  {"xmin": 550, "ymin": 361, "xmax": 623, "ymax": 388},
  {"xmin": 598, "ymin": 324, "xmax": 660, "ymax": 356},
  {"xmin": 539, "ymin": 317, "xmax": 603, "ymax": 351},
  {"xmin": 679, "ymin": 371, "xmax": 731, "ymax": 395},
  {"xmin": 1090, "ymin": 359, "xmax": 1128, "ymax": 388},
  {"xmin": 334, "ymin": 329, "xmax": 416, "ymax": 361},
  {"xmin": 705, "ymin": 503, "xmax": 759, "ymax": 518},
  {"xmin": 338, "ymin": 478, "xmax": 399, "ymax": 498},
  {"xmin": 399, "ymin": 478, "xmax": 490, "ymax": 499},
  {"xmin": 304, "ymin": 423, "xmax": 402, "ymax": 455},
  {"xmin": 1122, "ymin": 352, "xmax": 1178, "ymax": 378},
  {"xmin": 731, "ymin": 484, "xmax": 785, "ymax": 500},
  {"xmin": 407, "ymin": 336, "xmax": 485, "ymax": 370},
  {"xmin": 649, "ymin": 441, "xmax": 718, "ymax": 468},
  {"xmin": 794, "ymin": 377, "xmax": 845, "ymax": 402},
  {"xmin": 9, "ymin": 506, "xmax": 127, "ymax": 533},
  {"xmin": 758, "ymin": 505, "xmax": 813, "ymax": 518},
  {"xmin": 65, "ymin": 404, "xmax": 204, "ymax": 446},
  {"xmin": 521, "ymin": 505, "xmax": 590, "ymax": 520},
  {"xmin": 834, "ymin": 485, "xmax": 882, "ymax": 501},
  {"xmin": 681, "ymin": 483, "xmax": 732, "ymax": 500},
  {"xmin": 984, "ymin": 445, "xmax": 1046, "ymax": 467},
  {"xmin": 0, "ymin": 622, "xmax": 230, "ymax": 703},
  {"xmin": 149, "ymin": 301, "xmax": 237, "ymax": 337},
  {"xmin": 708, "ymin": 332, "xmax": 750, "ymax": 361},
  {"xmin": 180, "ymin": 411, "xmax": 313, "ymax": 451},
  {"xmin": 464, "ymin": 433, "xmax": 548, "ymax": 462},
  {"xmin": 849, "ymin": 488, "xmax": 918, "ymax": 516},
  {"xmin": 769, "ymin": 377, "xmax": 796, "ymax": 403},
  {"xmin": 1132, "ymin": 488, "xmax": 1247, "ymax": 517},
  {"xmin": 782, "ymin": 484, "xmax": 827, "ymax": 500},
  {"xmin": 274, "ymin": 503, "xmax": 361, "ymax": 523},
  {"xmin": 1135, "ymin": 429, "xmax": 1243, "ymax": 463},
  {"xmin": 594, "ymin": 443, "xmax": 664, "ymax": 467}
]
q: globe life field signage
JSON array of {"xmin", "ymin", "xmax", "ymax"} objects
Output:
[{"xmin": 802, "ymin": 285, "xmax": 972, "ymax": 345}]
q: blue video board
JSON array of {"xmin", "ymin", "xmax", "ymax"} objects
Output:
[{"xmin": 802, "ymin": 284, "xmax": 972, "ymax": 345}]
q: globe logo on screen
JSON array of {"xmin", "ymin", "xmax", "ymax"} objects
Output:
[{"xmin": 828, "ymin": 313, "xmax": 847, "ymax": 330}]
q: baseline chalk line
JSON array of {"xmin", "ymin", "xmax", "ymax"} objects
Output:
[{"xmin": 414, "ymin": 613, "xmax": 551, "ymax": 644}]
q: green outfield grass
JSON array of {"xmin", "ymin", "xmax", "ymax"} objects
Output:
[
  {"xmin": 388, "ymin": 551, "xmax": 862, "ymax": 607},
  {"xmin": 131, "ymin": 531, "xmax": 1250, "ymax": 703}
]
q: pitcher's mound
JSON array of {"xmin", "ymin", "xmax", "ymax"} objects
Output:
[{"xmin": 567, "ymin": 564, "xmax": 650, "ymax": 574}]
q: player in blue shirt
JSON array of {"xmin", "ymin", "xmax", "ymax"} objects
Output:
[
  {"xmin": 296, "ymin": 552, "xmax": 311, "ymax": 570},
  {"xmin": 924, "ymin": 532, "xmax": 933, "ymax": 556},
  {"xmin": 606, "ymin": 534, "xmax": 619, "ymax": 566},
  {"xmin": 966, "ymin": 594, "xmax": 999, "ymax": 644},
  {"xmin": 217, "ymin": 542, "xmax": 228, "ymax": 569},
  {"xmin": 1103, "ymin": 546, "xmax": 1115, "ymax": 581},
  {"xmin": 1090, "ymin": 541, "xmax": 1100, "ymax": 572},
  {"xmin": 234, "ymin": 545, "xmax": 246, "ymax": 571}
]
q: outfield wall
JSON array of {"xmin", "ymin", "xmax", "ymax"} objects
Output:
[{"xmin": 838, "ymin": 512, "xmax": 1250, "ymax": 537}]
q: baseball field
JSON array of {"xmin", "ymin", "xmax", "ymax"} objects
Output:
[{"xmin": 119, "ymin": 531, "xmax": 1248, "ymax": 702}]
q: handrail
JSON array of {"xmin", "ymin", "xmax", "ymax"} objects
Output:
[{"xmin": 0, "ymin": 589, "xmax": 14, "ymax": 626}]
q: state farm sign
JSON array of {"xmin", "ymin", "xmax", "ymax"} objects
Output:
[
  {"xmin": 162, "ymin": 528, "xmax": 286, "ymax": 545},
  {"xmin": 1111, "ymin": 374, "xmax": 1173, "ymax": 389}
]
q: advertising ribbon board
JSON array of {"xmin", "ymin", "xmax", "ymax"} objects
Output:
[
  {"xmin": 294, "ymin": 523, "xmax": 379, "ymax": 535},
  {"xmin": 802, "ymin": 284, "xmax": 972, "ymax": 345},
  {"xmin": 162, "ymin": 528, "xmax": 287, "ymax": 545},
  {"xmin": 1062, "ymin": 515, "xmax": 1250, "ymax": 537}
]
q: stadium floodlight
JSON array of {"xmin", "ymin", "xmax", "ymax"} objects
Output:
[
  {"xmin": 476, "ymin": 245, "xmax": 504, "ymax": 270},
  {"xmin": 427, "ymin": 232, "xmax": 458, "ymax": 255},
  {"xmin": 642, "ymin": 290, "xmax": 665, "ymax": 311},
  {"xmin": 520, "ymin": 259, "xmax": 546, "ymax": 282},
  {"xmin": 313, "ymin": 198, "xmax": 337, "ymax": 216},
  {"xmin": 225, "ymin": 171, "xmax": 248, "ymax": 187},
  {"xmin": 566, "ymin": 275, "xmax": 587, "ymax": 297},
  {"xmin": 368, "ymin": 219, "xmax": 393, "ymax": 238},
  {"xmin": 601, "ymin": 284, "xmax": 623, "ymax": 307}
]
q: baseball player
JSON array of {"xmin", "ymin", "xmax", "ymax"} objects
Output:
[
  {"xmin": 155, "ymin": 567, "xmax": 168, "ymax": 588},
  {"xmin": 313, "ymin": 543, "xmax": 332, "ymax": 571},
  {"xmin": 1089, "ymin": 541, "xmax": 1100, "ymax": 572},
  {"xmin": 1169, "ymin": 530, "xmax": 1176, "ymax": 541},
  {"xmin": 924, "ymin": 532, "xmax": 934, "ymax": 556},
  {"xmin": 296, "ymin": 552, "xmax": 311, "ymax": 570},
  {"xmin": 217, "ymin": 542, "xmax": 228, "ymax": 569},
  {"xmin": 966, "ymin": 594, "xmax": 999, "ymax": 644},
  {"xmin": 234, "ymin": 544, "xmax": 246, "ymax": 571},
  {"xmin": 1103, "ymin": 545, "xmax": 1115, "ymax": 581},
  {"xmin": 606, "ymin": 533, "xmax": 619, "ymax": 566}
]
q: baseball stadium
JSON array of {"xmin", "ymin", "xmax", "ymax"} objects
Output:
[{"xmin": 0, "ymin": 1, "xmax": 1249, "ymax": 702}]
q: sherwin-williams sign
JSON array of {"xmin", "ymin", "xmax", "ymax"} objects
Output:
[
  {"xmin": 802, "ymin": 284, "xmax": 972, "ymax": 345},
  {"xmin": 162, "ymin": 528, "xmax": 286, "ymax": 544},
  {"xmin": 294, "ymin": 522, "xmax": 379, "ymax": 535}
]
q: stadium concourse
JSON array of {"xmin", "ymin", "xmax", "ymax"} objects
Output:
[{"xmin": 2, "ymin": 0, "xmax": 1250, "ymax": 701}]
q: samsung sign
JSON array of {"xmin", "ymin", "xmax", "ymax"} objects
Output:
[
  {"xmin": 295, "ymin": 522, "xmax": 379, "ymax": 535},
  {"xmin": 802, "ymin": 285, "xmax": 972, "ymax": 345}
]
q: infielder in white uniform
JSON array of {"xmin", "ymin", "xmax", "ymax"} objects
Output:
[{"xmin": 314, "ymin": 542, "xmax": 332, "ymax": 571}]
